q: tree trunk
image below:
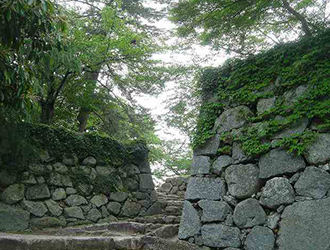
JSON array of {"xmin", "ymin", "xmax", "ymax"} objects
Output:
[
  {"xmin": 40, "ymin": 100, "xmax": 55, "ymax": 124},
  {"xmin": 281, "ymin": 0, "xmax": 312, "ymax": 37},
  {"xmin": 77, "ymin": 107, "xmax": 91, "ymax": 132}
]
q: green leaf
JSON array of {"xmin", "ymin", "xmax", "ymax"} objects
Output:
[{"xmin": 28, "ymin": 0, "xmax": 34, "ymax": 6}]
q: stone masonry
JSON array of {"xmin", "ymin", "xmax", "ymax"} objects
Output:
[{"xmin": 179, "ymin": 84, "xmax": 330, "ymax": 250}]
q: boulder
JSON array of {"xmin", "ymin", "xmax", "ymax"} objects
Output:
[
  {"xmin": 121, "ymin": 201, "xmax": 141, "ymax": 217},
  {"xmin": 191, "ymin": 156, "xmax": 211, "ymax": 175},
  {"xmin": 260, "ymin": 178, "xmax": 295, "ymax": 208},
  {"xmin": 52, "ymin": 188, "xmax": 67, "ymax": 201},
  {"xmin": 1, "ymin": 183, "xmax": 25, "ymax": 204},
  {"xmin": 44, "ymin": 199, "xmax": 63, "ymax": 217},
  {"xmin": 82, "ymin": 156, "xmax": 97, "ymax": 166},
  {"xmin": 64, "ymin": 206, "xmax": 85, "ymax": 219},
  {"xmin": 48, "ymin": 173, "xmax": 63, "ymax": 186},
  {"xmin": 86, "ymin": 208, "xmax": 102, "ymax": 222},
  {"xmin": 294, "ymin": 166, "xmax": 330, "ymax": 199},
  {"xmin": 233, "ymin": 198, "xmax": 266, "ymax": 228},
  {"xmin": 159, "ymin": 182, "xmax": 173, "ymax": 193},
  {"xmin": 65, "ymin": 195, "xmax": 88, "ymax": 206},
  {"xmin": 0, "ymin": 202, "xmax": 30, "ymax": 231},
  {"xmin": 110, "ymin": 192, "xmax": 128, "ymax": 202},
  {"xmin": 212, "ymin": 155, "xmax": 233, "ymax": 174},
  {"xmin": 283, "ymin": 85, "xmax": 308, "ymax": 107},
  {"xmin": 21, "ymin": 200, "xmax": 48, "ymax": 217},
  {"xmin": 25, "ymin": 184, "xmax": 51, "ymax": 200},
  {"xmin": 257, "ymin": 97, "xmax": 276, "ymax": 115},
  {"xmin": 246, "ymin": 226, "xmax": 274, "ymax": 250},
  {"xmin": 198, "ymin": 200, "xmax": 232, "ymax": 222},
  {"xmin": 225, "ymin": 164, "xmax": 260, "ymax": 199},
  {"xmin": 139, "ymin": 174, "xmax": 155, "ymax": 192},
  {"xmin": 178, "ymin": 201, "xmax": 201, "ymax": 239},
  {"xmin": 186, "ymin": 177, "xmax": 226, "ymax": 201},
  {"xmin": 62, "ymin": 155, "xmax": 78, "ymax": 166},
  {"xmin": 201, "ymin": 224, "xmax": 241, "ymax": 248},
  {"xmin": 53, "ymin": 162, "xmax": 68, "ymax": 174},
  {"xmin": 259, "ymin": 149, "xmax": 306, "ymax": 179},
  {"xmin": 143, "ymin": 201, "xmax": 163, "ymax": 216},
  {"xmin": 232, "ymin": 142, "xmax": 250, "ymax": 163},
  {"xmin": 213, "ymin": 105, "xmax": 253, "ymax": 133},
  {"xmin": 107, "ymin": 202, "xmax": 122, "ymax": 215},
  {"xmin": 272, "ymin": 117, "xmax": 308, "ymax": 139},
  {"xmin": 90, "ymin": 194, "xmax": 108, "ymax": 208},
  {"xmin": 304, "ymin": 133, "xmax": 330, "ymax": 165},
  {"xmin": 278, "ymin": 197, "xmax": 330, "ymax": 250},
  {"xmin": 194, "ymin": 134, "xmax": 220, "ymax": 156}
]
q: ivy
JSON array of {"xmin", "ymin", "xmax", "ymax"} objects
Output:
[{"xmin": 194, "ymin": 29, "xmax": 330, "ymax": 155}]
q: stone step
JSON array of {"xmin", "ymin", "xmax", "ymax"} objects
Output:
[{"xmin": 0, "ymin": 233, "xmax": 201, "ymax": 250}]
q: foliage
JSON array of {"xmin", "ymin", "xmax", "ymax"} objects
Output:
[
  {"xmin": 194, "ymin": 29, "xmax": 330, "ymax": 156},
  {"xmin": 0, "ymin": 122, "xmax": 149, "ymax": 169},
  {"xmin": 0, "ymin": 0, "xmax": 66, "ymax": 116},
  {"xmin": 170, "ymin": 0, "xmax": 330, "ymax": 55}
]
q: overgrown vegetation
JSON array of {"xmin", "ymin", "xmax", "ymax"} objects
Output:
[{"xmin": 194, "ymin": 29, "xmax": 330, "ymax": 156}]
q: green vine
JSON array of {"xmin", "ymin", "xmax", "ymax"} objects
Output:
[{"xmin": 194, "ymin": 29, "xmax": 330, "ymax": 156}]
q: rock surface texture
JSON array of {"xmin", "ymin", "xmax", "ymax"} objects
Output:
[{"xmin": 179, "ymin": 68, "xmax": 330, "ymax": 249}]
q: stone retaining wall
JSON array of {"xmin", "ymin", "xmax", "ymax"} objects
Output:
[
  {"xmin": 0, "ymin": 125, "xmax": 157, "ymax": 232},
  {"xmin": 179, "ymin": 90, "xmax": 330, "ymax": 249}
]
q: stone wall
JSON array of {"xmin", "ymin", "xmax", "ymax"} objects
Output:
[
  {"xmin": 0, "ymin": 125, "xmax": 157, "ymax": 232},
  {"xmin": 179, "ymin": 88, "xmax": 330, "ymax": 249},
  {"xmin": 178, "ymin": 42, "xmax": 330, "ymax": 250}
]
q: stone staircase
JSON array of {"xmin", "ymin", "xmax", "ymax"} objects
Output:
[{"xmin": 0, "ymin": 177, "xmax": 193, "ymax": 250}]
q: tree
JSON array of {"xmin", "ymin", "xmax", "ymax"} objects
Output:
[
  {"xmin": 170, "ymin": 0, "xmax": 330, "ymax": 55},
  {"xmin": 0, "ymin": 0, "xmax": 66, "ymax": 116}
]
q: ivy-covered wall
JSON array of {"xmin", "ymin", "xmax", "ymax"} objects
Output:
[
  {"xmin": 194, "ymin": 29, "xmax": 330, "ymax": 156},
  {"xmin": 179, "ymin": 30, "xmax": 330, "ymax": 250},
  {"xmin": 0, "ymin": 123, "xmax": 158, "ymax": 232}
]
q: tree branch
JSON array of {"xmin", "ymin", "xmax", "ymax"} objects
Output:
[{"xmin": 281, "ymin": 0, "xmax": 312, "ymax": 36}]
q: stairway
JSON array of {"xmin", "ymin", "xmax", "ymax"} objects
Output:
[{"xmin": 0, "ymin": 177, "xmax": 193, "ymax": 250}]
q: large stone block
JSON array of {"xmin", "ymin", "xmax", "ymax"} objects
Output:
[
  {"xmin": 198, "ymin": 200, "xmax": 232, "ymax": 222},
  {"xmin": 304, "ymin": 133, "xmax": 330, "ymax": 165},
  {"xmin": 259, "ymin": 149, "xmax": 306, "ymax": 179},
  {"xmin": 191, "ymin": 156, "xmax": 211, "ymax": 175},
  {"xmin": 213, "ymin": 105, "xmax": 253, "ymax": 133},
  {"xmin": 0, "ymin": 202, "xmax": 30, "ymax": 231},
  {"xmin": 212, "ymin": 155, "xmax": 233, "ymax": 174},
  {"xmin": 260, "ymin": 178, "xmax": 295, "ymax": 208},
  {"xmin": 294, "ymin": 166, "xmax": 330, "ymax": 199},
  {"xmin": 90, "ymin": 194, "xmax": 108, "ymax": 208},
  {"xmin": 25, "ymin": 184, "xmax": 51, "ymax": 200},
  {"xmin": 278, "ymin": 197, "xmax": 330, "ymax": 250},
  {"xmin": 110, "ymin": 192, "xmax": 128, "ymax": 202},
  {"xmin": 1, "ymin": 183, "xmax": 25, "ymax": 204},
  {"xmin": 139, "ymin": 174, "xmax": 155, "ymax": 192},
  {"xmin": 201, "ymin": 224, "xmax": 241, "ymax": 248},
  {"xmin": 225, "ymin": 164, "xmax": 260, "ymax": 199},
  {"xmin": 44, "ymin": 199, "xmax": 63, "ymax": 217},
  {"xmin": 65, "ymin": 195, "xmax": 88, "ymax": 206},
  {"xmin": 178, "ymin": 201, "xmax": 201, "ymax": 239},
  {"xmin": 257, "ymin": 97, "xmax": 276, "ymax": 115},
  {"xmin": 233, "ymin": 198, "xmax": 266, "ymax": 228},
  {"xmin": 121, "ymin": 201, "xmax": 141, "ymax": 217},
  {"xmin": 272, "ymin": 117, "xmax": 308, "ymax": 139},
  {"xmin": 186, "ymin": 177, "xmax": 226, "ymax": 201},
  {"xmin": 194, "ymin": 134, "xmax": 220, "ymax": 156},
  {"xmin": 21, "ymin": 200, "xmax": 48, "ymax": 217},
  {"xmin": 246, "ymin": 226, "xmax": 274, "ymax": 250},
  {"xmin": 64, "ymin": 206, "xmax": 84, "ymax": 219}
]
